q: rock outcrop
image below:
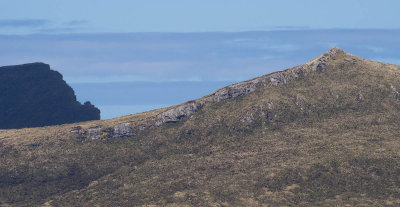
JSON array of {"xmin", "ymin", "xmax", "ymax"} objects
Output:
[
  {"xmin": 202, "ymin": 76, "xmax": 268, "ymax": 103},
  {"xmin": 113, "ymin": 122, "xmax": 134, "ymax": 138},
  {"xmin": 309, "ymin": 47, "xmax": 343, "ymax": 72},
  {"xmin": 87, "ymin": 126, "xmax": 102, "ymax": 140},
  {"xmin": 155, "ymin": 102, "xmax": 198, "ymax": 126},
  {"xmin": 0, "ymin": 62, "xmax": 100, "ymax": 129}
]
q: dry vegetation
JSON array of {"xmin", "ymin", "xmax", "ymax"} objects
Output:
[{"xmin": 1, "ymin": 49, "xmax": 400, "ymax": 206}]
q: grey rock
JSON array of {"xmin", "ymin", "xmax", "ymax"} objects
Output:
[
  {"xmin": 390, "ymin": 84, "xmax": 399, "ymax": 96},
  {"xmin": 202, "ymin": 76, "xmax": 268, "ymax": 103},
  {"xmin": 155, "ymin": 102, "xmax": 198, "ymax": 126},
  {"xmin": 70, "ymin": 126, "xmax": 82, "ymax": 135},
  {"xmin": 267, "ymin": 102, "xmax": 275, "ymax": 110},
  {"xmin": 269, "ymin": 72, "xmax": 287, "ymax": 86},
  {"xmin": 330, "ymin": 90, "xmax": 339, "ymax": 99},
  {"xmin": 113, "ymin": 122, "xmax": 133, "ymax": 138},
  {"xmin": 138, "ymin": 125, "xmax": 146, "ymax": 131},
  {"xmin": 295, "ymin": 95, "xmax": 306, "ymax": 111},
  {"xmin": 290, "ymin": 65, "xmax": 305, "ymax": 78},
  {"xmin": 357, "ymin": 92, "xmax": 364, "ymax": 101},
  {"xmin": 311, "ymin": 47, "xmax": 343, "ymax": 72},
  {"xmin": 240, "ymin": 116, "xmax": 253, "ymax": 124},
  {"xmin": 87, "ymin": 126, "xmax": 102, "ymax": 140},
  {"xmin": 326, "ymin": 46, "xmax": 344, "ymax": 55}
]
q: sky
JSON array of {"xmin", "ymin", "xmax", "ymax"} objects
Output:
[
  {"xmin": 1, "ymin": 0, "xmax": 400, "ymax": 33},
  {"xmin": 0, "ymin": 1, "xmax": 399, "ymax": 119}
]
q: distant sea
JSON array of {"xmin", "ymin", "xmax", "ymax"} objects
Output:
[{"xmin": 71, "ymin": 81, "xmax": 233, "ymax": 119}]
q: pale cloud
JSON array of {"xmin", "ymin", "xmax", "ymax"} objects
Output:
[
  {"xmin": 0, "ymin": 19, "xmax": 49, "ymax": 27},
  {"xmin": 262, "ymin": 44, "xmax": 300, "ymax": 52},
  {"xmin": 0, "ymin": 29, "xmax": 399, "ymax": 84}
]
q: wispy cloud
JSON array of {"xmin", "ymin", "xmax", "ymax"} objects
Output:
[
  {"xmin": 0, "ymin": 19, "xmax": 49, "ymax": 28},
  {"xmin": 0, "ymin": 19, "xmax": 92, "ymax": 34},
  {"xmin": 262, "ymin": 44, "xmax": 300, "ymax": 52},
  {"xmin": 64, "ymin": 20, "xmax": 89, "ymax": 26},
  {"xmin": 37, "ymin": 27, "xmax": 81, "ymax": 33},
  {"xmin": 0, "ymin": 29, "xmax": 399, "ymax": 83},
  {"xmin": 270, "ymin": 25, "xmax": 311, "ymax": 30}
]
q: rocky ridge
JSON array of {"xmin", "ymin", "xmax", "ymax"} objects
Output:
[
  {"xmin": 74, "ymin": 47, "xmax": 346, "ymax": 141},
  {"xmin": 153, "ymin": 47, "xmax": 344, "ymax": 126}
]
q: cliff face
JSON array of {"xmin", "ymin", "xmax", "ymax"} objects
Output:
[{"xmin": 0, "ymin": 62, "xmax": 100, "ymax": 129}]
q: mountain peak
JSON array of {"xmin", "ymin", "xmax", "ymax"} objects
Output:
[
  {"xmin": 325, "ymin": 46, "xmax": 344, "ymax": 55},
  {"xmin": 319, "ymin": 46, "xmax": 347, "ymax": 59},
  {"xmin": 305, "ymin": 46, "xmax": 349, "ymax": 70}
]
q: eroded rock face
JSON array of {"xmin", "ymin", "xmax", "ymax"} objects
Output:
[
  {"xmin": 203, "ymin": 76, "xmax": 268, "ymax": 103},
  {"xmin": 290, "ymin": 65, "xmax": 306, "ymax": 78},
  {"xmin": 113, "ymin": 123, "xmax": 133, "ymax": 138},
  {"xmin": 269, "ymin": 72, "xmax": 287, "ymax": 86},
  {"xmin": 155, "ymin": 102, "xmax": 199, "ymax": 126},
  {"xmin": 155, "ymin": 74, "xmax": 272, "ymax": 126}
]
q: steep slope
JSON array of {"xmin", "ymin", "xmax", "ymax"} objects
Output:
[
  {"xmin": 0, "ymin": 63, "xmax": 100, "ymax": 129},
  {"xmin": 1, "ymin": 48, "xmax": 400, "ymax": 206}
]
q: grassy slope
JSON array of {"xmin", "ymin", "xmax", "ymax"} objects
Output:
[{"xmin": 1, "ymin": 49, "xmax": 400, "ymax": 206}]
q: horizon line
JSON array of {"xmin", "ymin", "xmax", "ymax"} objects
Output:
[{"xmin": 1, "ymin": 28, "xmax": 400, "ymax": 36}]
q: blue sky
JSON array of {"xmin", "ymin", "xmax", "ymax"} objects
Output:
[
  {"xmin": 0, "ymin": 1, "xmax": 399, "ymax": 119},
  {"xmin": 1, "ymin": 0, "xmax": 400, "ymax": 34}
]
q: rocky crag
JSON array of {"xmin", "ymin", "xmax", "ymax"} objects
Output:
[{"xmin": 0, "ymin": 62, "xmax": 100, "ymax": 129}]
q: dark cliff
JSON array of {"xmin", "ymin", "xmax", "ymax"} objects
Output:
[{"xmin": 0, "ymin": 62, "xmax": 100, "ymax": 129}]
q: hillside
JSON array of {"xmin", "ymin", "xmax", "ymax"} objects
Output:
[
  {"xmin": 0, "ymin": 63, "xmax": 100, "ymax": 129},
  {"xmin": 1, "ymin": 47, "xmax": 400, "ymax": 206}
]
